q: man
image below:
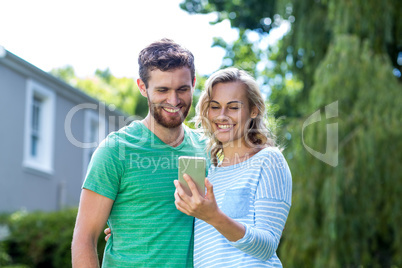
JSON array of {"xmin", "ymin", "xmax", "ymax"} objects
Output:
[{"xmin": 71, "ymin": 39, "xmax": 206, "ymax": 267}]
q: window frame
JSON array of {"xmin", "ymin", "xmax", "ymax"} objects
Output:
[{"xmin": 23, "ymin": 80, "xmax": 56, "ymax": 175}]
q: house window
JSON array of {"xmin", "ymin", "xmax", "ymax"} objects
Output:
[
  {"xmin": 23, "ymin": 80, "xmax": 55, "ymax": 175},
  {"xmin": 31, "ymin": 96, "xmax": 41, "ymax": 157}
]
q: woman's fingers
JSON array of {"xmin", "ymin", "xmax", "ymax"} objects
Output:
[
  {"xmin": 205, "ymin": 178, "xmax": 215, "ymax": 201},
  {"xmin": 205, "ymin": 178, "xmax": 213, "ymax": 193},
  {"xmin": 174, "ymin": 180, "xmax": 190, "ymax": 201},
  {"xmin": 183, "ymin": 174, "xmax": 201, "ymax": 197},
  {"xmin": 174, "ymin": 189, "xmax": 190, "ymax": 210},
  {"xmin": 174, "ymin": 189, "xmax": 183, "ymax": 202},
  {"xmin": 174, "ymin": 192, "xmax": 191, "ymax": 215}
]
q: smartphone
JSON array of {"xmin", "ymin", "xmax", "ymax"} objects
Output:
[{"xmin": 178, "ymin": 156, "xmax": 206, "ymax": 197}]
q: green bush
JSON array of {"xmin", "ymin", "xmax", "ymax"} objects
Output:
[{"xmin": 1, "ymin": 208, "xmax": 106, "ymax": 268}]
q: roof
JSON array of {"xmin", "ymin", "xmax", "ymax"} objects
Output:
[{"xmin": 0, "ymin": 45, "xmax": 127, "ymax": 117}]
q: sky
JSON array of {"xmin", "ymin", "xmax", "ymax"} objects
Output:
[{"xmin": 0, "ymin": 0, "xmax": 288, "ymax": 78}]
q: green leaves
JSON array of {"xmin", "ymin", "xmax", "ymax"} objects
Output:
[
  {"xmin": 1, "ymin": 209, "xmax": 107, "ymax": 267},
  {"xmin": 282, "ymin": 34, "xmax": 402, "ymax": 267},
  {"xmin": 181, "ymin": 0, "xmax": 277, "ymax": 32},
  {"xmin": 51, "ymin": 66, "xmax": 148, "ymax": 117}
]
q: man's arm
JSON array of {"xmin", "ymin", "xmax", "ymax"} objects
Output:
[{"xmin": 72, "ymin": 189, "xmax": 114, "ymax": 268}]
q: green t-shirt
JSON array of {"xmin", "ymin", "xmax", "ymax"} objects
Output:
[{"xmin": 83, "ymin": 121, "xmax": 207, "ymax": 267}]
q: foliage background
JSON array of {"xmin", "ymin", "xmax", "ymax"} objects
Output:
[
  {"xmin": 179, "ymin": 0, "xmax": 402, "ymax": 266},
  {"xmin": 0, "ymin": 209, "xmax": 106, "ymax": 267}
]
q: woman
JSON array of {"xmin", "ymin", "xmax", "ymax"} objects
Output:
[{"xmin": 174, "ymin": 67, "xmax": 292, "ymax": 267}]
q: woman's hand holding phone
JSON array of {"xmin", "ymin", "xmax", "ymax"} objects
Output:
[{"xmin": 174, "ymin": 174, "xmax": 221, "ymax": 224}]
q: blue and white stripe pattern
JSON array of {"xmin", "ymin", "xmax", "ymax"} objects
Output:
[{"xmin": 194, "ymin": 147, "xmax": 292, "ymax": 267}]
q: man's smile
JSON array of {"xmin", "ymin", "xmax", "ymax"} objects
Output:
[{"xmin": 162, "ymin": 106, "xmax": 181, "ymax": 114}]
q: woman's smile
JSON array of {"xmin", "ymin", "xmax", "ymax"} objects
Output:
[{"xmin": 215, "ymin": 123, "xmax": 235, "ymax": 131}]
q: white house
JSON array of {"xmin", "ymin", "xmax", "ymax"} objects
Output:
[{"xmin": 0, "ymin": 46, "xmax": 131, "ymax": 212}]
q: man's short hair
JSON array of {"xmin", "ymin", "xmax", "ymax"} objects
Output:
[{"xmin": 138, "ymin": 38, "xmax": 195, "ymax": 87}]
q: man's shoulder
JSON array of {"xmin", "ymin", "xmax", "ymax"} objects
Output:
[
  {"xmin": 107, "ymin": 120, "xmax": 145, "ymax": 142},
  {"xmin": 93, "ymin": 121, "xmax": 146, "ymax": 157}
]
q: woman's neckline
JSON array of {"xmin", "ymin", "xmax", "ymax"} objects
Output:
[{"xmin": 216, "ymin": 146, "xmax": 272, "ymax": 169}]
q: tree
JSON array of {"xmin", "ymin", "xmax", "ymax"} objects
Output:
[
  {"xmin": 51, "ymin": 66, "xmax": 148, "ymax": 117},
  {"xmin": 181, "ymin": 0, "xmax": 402, "ymax": 116},
  {"xmin": 181, "ymin": 0, "xmax": 402, "ymax": 266}
]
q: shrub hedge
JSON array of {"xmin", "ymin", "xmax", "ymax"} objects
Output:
[{"xmin": 0, "ymin": 208, "xmax": 106, "ymax": 268}]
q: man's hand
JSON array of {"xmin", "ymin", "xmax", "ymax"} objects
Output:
[{"xmin": 72, "ymin": 189, "xmax": 114, "ymax": 268}]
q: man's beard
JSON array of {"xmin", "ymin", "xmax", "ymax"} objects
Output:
[{"xmin": 148, "ymin": 99, "xmax": 191, "ymax": 129}]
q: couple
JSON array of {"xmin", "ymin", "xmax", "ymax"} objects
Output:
[{"xmin": 72, "ymin": 39, "xmax": 292, "ymax": 267}]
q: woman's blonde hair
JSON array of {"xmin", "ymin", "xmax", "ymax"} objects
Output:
[{"xmin": 195, "ymin": 67, "xmax": 275, "ymax": 166}]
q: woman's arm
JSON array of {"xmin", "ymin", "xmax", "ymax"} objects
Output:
[
  {"xmin": 229, "ymin": 198, "xmax": 290, "ymax": 261},
  {"xmin": 228, "ymin": 150, "xmax": 292, "ymax": 260}
]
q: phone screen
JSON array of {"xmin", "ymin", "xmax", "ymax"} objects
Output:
[{"xmin": 178, "ymin": 156, "xmax": 206, "ymax": 197}]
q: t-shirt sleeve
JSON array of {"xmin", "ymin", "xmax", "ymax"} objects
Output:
[
  {"xmin": 229, "ymin": 149, "xmax": 292, "ymax": 261},
  {"xmin": 82, "ymin": 134, "xmax": 125, "ymax": 201}
]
